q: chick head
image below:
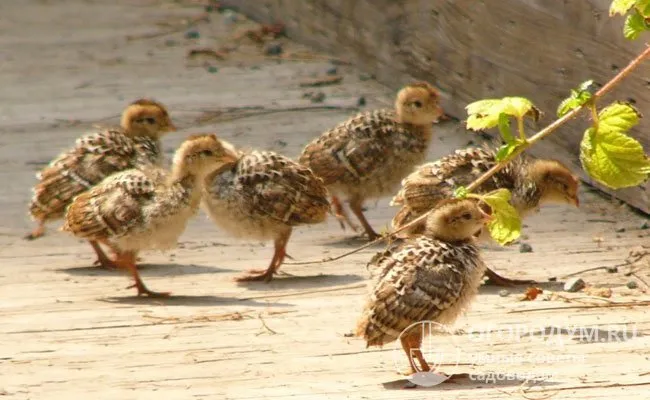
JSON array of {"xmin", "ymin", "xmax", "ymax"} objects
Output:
[
  {"xmin": 530, "ymin": 160, "xmax": 580, "ymax": 207},
  {"xmin": 121, "ymin": 99, "xmax": 176, "ymax": 138},
  {"xmin": 395, "ymin": 81, "xmax": 443, "ymax": 126},
  {"xmin": 173, "ymin": 134, "xmax": 240, "ymax": 176},
  {"xmin": 425, "ymin": 198, "xmax": 493, "ymax": 242}
]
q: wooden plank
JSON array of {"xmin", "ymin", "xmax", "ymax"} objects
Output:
[{"xmin": 223, "ymin": 0, "xmax": 650, "ymax": 214}]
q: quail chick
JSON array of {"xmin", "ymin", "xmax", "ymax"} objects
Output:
[
  {"xmin": 356, "ymin": 199, "xmax": 492, "ymax": 375},
  {"xmin": 62, "ymin": 134, "xmax": 239, "ymax": 297},
  {"xmin": 202, "ymin": 150, "xmax": 330, "ymax": 282},
  {"xmin": 26, "ymin": 99, "xmax": 176, "ymax": 265},
  {"xmin": 299, "ymin": 82, "xmax": 443, "ymax": 240},
  {"xmin": 391, "ymin": 145, "xmax": 580, "ymax": 286}
]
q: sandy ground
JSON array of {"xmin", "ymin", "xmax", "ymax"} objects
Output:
[{"xmin": 1, "ymin": 1, "xmax": 650, "ymax": 399}]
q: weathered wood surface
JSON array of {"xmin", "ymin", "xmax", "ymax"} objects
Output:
[
  {"xmin": 1, "ymin": 1, "xmax": 650, "ymax": 399},
  {"xmin": 223, "ymin": 0, "xmax": 650, "ymax": 214}
]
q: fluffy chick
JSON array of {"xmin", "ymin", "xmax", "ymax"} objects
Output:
[
  {"xmin": 391, "ymin": 146, "xmax": 579, "ymax": 286},
  {"xmin": 299, "ymin": 82, "xmax": 443, "ymax": 240},
  {"xmin": 26, "ymin": 98, "xmax": 176, "ymax": 256},
  {"xmin": 202, "ymin": 150, "xmax": 330, "ymax": 282},
  {"xmin": 62, "ymin": 134, "xmax": 239, "ymax": 297},
  {"xmin": 356, "ymin": 199, "xmax": 491, "ymax": 375}
]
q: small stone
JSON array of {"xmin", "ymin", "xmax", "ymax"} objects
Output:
[
  {"xmin": 627, "ymin": 280, "xmax": 639, "ymax": 289},
  {"xmin": 357, "ymin": 96, "xmax": 366, "ymax": 107},
  {"xmin": 326, "ymin": 66, "xmax": 338, "ymax": 75},
  {"xmin": 519, "ymin": 243, "xmax": 533, "ymax": 253},
  {"xmin": 223, "ymin": 10, "xmax": 238, "ymax": 22},
  {"xmin": 615, "ymin": 227, "xmax": 626, "ymax": 233},
  {"xmin": 498, "ymin": 289, "xmax": 509, "ymax": 297},
  {"xmin": 359, "ymin": 73, "xmax": 374, "ymax": 81},
  {"xmin": 164, "ymin": 39, "xmax": 178, "ymax": 47},
  {"xmin": 521, "ymin": 234, "xmax": 530, "ymax": 240},
  {"xmin": 606, "ymin": 266, "xmax": 618, "ymax": 273},
  {"xmin": 549, "ymin": 276, "xmax": 557, "ymax": 282},
  {"xmin": 310, "ymin": 92, "xmax": 326, "ymax": 103},
  {"xmin": 250, "ymin": 65, "xmax": 261, "ymax": 70},
  {"xmin": 185, "ymin": 30, "xmax": 200, "ymax": 39},
  {"xmin": 641, "ymin": 221, "xmax": 649, "ymax": 230},
  {"xmin": 564, "ymin": 277, "xmax": 586, "ymax": 292},
  {"xmin": 264, "ymin": 42, "xmax": 283, "ymax": 56},
  {"xmin": 274, "ymin": 139, "xmax": 287, "ymax": 148},
  {"xmin": 206, "ymin": 66, "xmax": 219, "ymax": 73}
]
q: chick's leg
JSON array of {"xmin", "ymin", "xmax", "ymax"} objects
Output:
[
  {"xmin": 117, "ymin": 251, "xmax": 170, "ymax": 297},
  {"xmin": 89, "ymin": 240, "xmax": 118, "ymax": 270},
  {"xmin": 400, "ymin": 332, "xmax": 430, "ymax": 375},
  {"xmin": 331, "ymin": 195, "xmax": 359, "ymax": 232},
  {"xmin": 484, "ymin": 267, "xmax": 536, "ymax": 286},
  {"xmin": 24, "ymin": 221, "xmax": 46, "ymax": 240},
  {"xmin": 236, "ymin": 229, "xmax": 292, "ymax": 283},
  {"xmin": 349, "ymin": 197, "xmax": 379, "ymax": 240}
]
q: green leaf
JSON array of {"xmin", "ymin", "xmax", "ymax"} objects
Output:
[
  {"xmin": 599, "ymin": 102, "xmax": 641, "ymax": 132},
  {"xmin": 501, "ymin": 97, "xmax": 538, "ymax": 119},
  {"xmin": 636, "ymin": 0, "xmax": 650, "ymax": 17},
  {"xmin": 610, "ymin": 0, "xmax": 637, "ymax": 15},
  {"xmin": 465, "ymin": 97, "xmax": 539, "ymax": 131},
  {"xmin": 623, "ymin": 10, "xmax": 650, "ymax": 39},
  {"xmin": 453, "ymin": 186, "xmax": 468, "ymax": 199},
  {"xmin": 580, "ymin": 127, "xmax": 650, "ymax": 189},
  {"xmin": 466, "ymin": 99, "xmax": 502, "ymax": 130},
  {"xmin": 557, "ymin": 80, "xmax": 594, "ymax": 117},
  {"xmin": 478, "ymin": 189, "xmax": 522, "ymax": 245},
  {"xmin": 495, "ymin": 139, "xmax": 527, "ymax": 162},
  {"xmin": 497, "ymin": 113, "xmax": 515, "ymax": 144}
]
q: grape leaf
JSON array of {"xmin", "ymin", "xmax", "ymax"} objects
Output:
[
  {"xmin": 623, "ymin": 10, "xmax": 650, "ymax": 39},
  {"xmin": 557, "ymin": 80, "xmax": 594, "ymax": 117},
  {"xmin": 477, "ymin": 189, "xmax": 522, "ymax": 245},
  {"xmin": 636, "ymin": 0, "xmax": 650, "ymax": 17},
  {"xmin": 599, "ymin": 102, "xmax": 641, "ymax": 132},
  {"xmin": 610, "ymin": 0, "xmax": 637, "ymax": 15},
  {"xmin": 466, "ymin": 97, "xmax": 539, "ymax": 131},
  {"xmin": 580, "ymin": 127, "xmax": 650, "ymax": 189}
]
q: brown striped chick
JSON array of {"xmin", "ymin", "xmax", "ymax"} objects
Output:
[
  {"xmin": 391, "ymin": 146, "xmax": 579, "ymax": 286},
  {"xmin": 202, "ymin": 150, "xmax": 330, "ymax": 282},
  {"xmin": 356, "ymin": 199, "xmax": 492, "ymax": 376},
  {"xmin": 26, "ymin": 99, "xmax": 176, "ymax": 268},
  {"xmin": 299, "ymin": 82, "xmax": 443, "ymax": 240},
  {"xmin": 62, "ymin": 134, "xmax": 239, "ymax": 297}
]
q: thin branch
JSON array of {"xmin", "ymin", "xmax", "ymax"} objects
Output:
[{"xmin": 507, "ymin": 300, "xmax": 650, "ymax": 314}]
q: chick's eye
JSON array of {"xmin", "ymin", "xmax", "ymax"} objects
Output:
[
  {"xmin": 413, "ymin": 100, "xmax": 423, "ymax": 108},
  {"xmin": 201, "ymin": 150, "xmax": 214, "ymax": 156},
  {"xmin": 462, "ymin": 212, "xmax": 473, "ymax": 220},
  {"xmin": 145, "ymin": 117, "xmax": 156, "ymax": 124}
]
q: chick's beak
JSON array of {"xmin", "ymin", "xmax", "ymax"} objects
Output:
[
  {"xmin": 223, "ymin": 147, "xmax": 240, "ymax": 164},
  {"xmin": 166, "ymin": 121, "xmax": 178, "ymax": 132},
  {"xmin": 479, "ymin": 208, "xmax": 494, "ymax": 224}
]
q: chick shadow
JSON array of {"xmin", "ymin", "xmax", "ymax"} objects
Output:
[
  {"xmin": 235, "ymin": 273, "xmax": 366, "ymax": 291},
  {"xmin": 58, "ymin": 262, "xmax": 236, "ymax": 277},
  {"xmin": 478, "ymin": 279, "xmax": 565, "ymax": 295},
  {"xmin": 382, "ymin": 372, "xmax": 560, "ymax": 390},
  {"xmin": 99, "ymin": 294, "xmax": 294, "ymax": 308}
]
